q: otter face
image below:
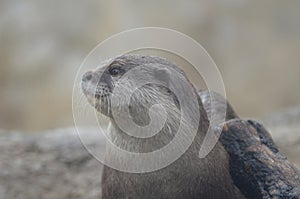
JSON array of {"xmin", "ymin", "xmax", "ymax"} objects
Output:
[
  {"xmin": 81, "ymin": 57, "xmax": 133, "ymax": 116},
  {"xmin": 81, "ymin": 54, "xmax": 185, "ymax": 119}
]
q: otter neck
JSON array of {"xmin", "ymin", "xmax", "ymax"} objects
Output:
[{"xmin": 107, "ymin": 97, "xmax": 209, "ymax": 154}]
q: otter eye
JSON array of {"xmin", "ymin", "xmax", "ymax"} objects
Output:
[{"xmin": 109, "ymin": 67, "xmax": 121, "ymax": 76}]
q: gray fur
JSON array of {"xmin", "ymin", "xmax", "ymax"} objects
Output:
[{"xmin": 81, "ymin": 54, "xmax": 246, "ymax": 199}]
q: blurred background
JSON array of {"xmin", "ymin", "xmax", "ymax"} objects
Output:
[{"xmin": 1, "ymin": 0, "xmax": 300, "ymax": 132}]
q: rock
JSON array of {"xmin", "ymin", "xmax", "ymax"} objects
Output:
[
  {"xmin": 0, "ymin": 128, "xmax": 105, "ymax": 199},
  {"xmin": 0, "ymin": 108, "xmax": 299, "ymax": 199},
  {"xmin": 263, "ymin": 107, "xmax": 300, "ymax": 167}
]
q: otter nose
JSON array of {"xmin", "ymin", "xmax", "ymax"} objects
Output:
[{"xmin": 82, "ymin": 71, "xmax": 93, "ymax": 82}]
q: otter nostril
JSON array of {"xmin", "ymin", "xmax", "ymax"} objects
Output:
[{"xmin": 82, "ymin": 71, "xmax": 93, "ymax": 82}]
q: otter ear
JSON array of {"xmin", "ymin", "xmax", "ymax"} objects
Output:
[{"xmin": 154, "ymin": 66, "xmax": 171, "ymax": 86}]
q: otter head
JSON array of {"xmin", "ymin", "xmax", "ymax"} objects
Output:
[
  {"xmin": 81, "ymin": 54, "xmax": 185, "ymax": 122},
  {"xmin": 81, "ymin": 55, "xmax": 135, "ymax": 117},
  {"xmin": 81, "ymin": 54, "xmax": 206, "ymax": 152}
]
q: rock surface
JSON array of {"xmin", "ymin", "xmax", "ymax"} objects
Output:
[
  {"xmin": 263, "ymin": 107, "xmax": 300, "ymax": 167},
  {"xmin": 0, "ymin": 109, "xmax": 299, "ymax": 199},
  {"xmin": 0, "ymin": 128, "xmax": 105, "ymax": 199}
]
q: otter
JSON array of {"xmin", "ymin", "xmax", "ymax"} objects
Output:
[{"xmin": 81, "ymin": 54, "xmax": 300, "ymax": 198}]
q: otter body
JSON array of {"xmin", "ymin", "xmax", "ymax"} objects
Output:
[
  {"xmin": 101, "ymin": 142, "xmax": 244, "ymax": 199},
  {"xmin": 81, "ymin": 54, "xmax": 300, "ymax": 199},
  {"xmin": 81, "ymin": 54, "xmax": 245, "ymax": 198}
]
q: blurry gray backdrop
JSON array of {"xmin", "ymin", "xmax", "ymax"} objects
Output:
[{"xmin": 1, "ymin": 0, "xmax": 300, "ymax": 132}]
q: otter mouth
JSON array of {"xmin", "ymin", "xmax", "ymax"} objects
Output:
[
  {"xmin": 84, "ymin": 89, "xmax": 112, "ymax": 116},
  {"xmin": 94, "ymin": 85, "xmax": 111, "ymax": 99},
  {"xmin": 81, "ymin": 75, "xmax": 112, "ymax": 115}
]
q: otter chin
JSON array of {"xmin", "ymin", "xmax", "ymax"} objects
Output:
[{"xmin": 81, "ymin": 54, "xmax": 300, "ymax": 199}]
